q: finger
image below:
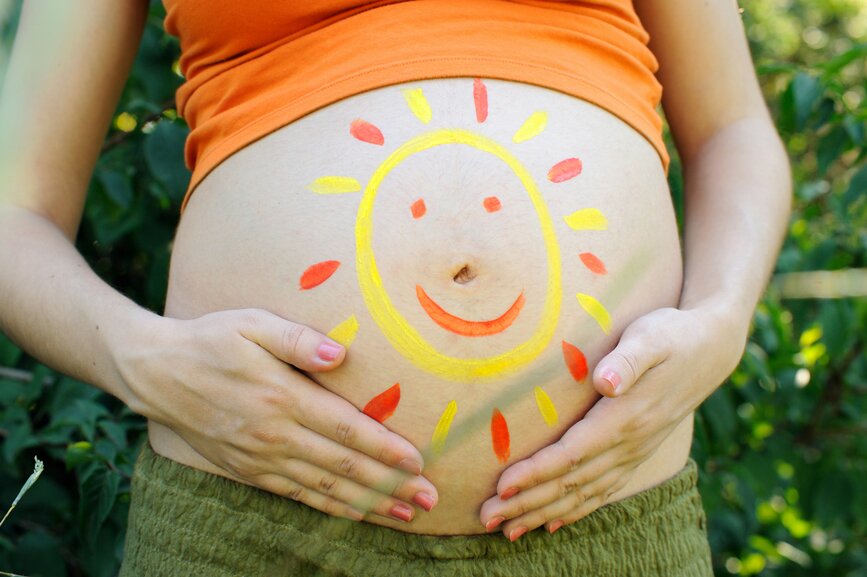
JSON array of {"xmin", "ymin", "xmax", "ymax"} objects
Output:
[
  {"xmin": 494, "ymin": 408, "xmax": 612, "ymax": 497},
  {"xmin": 545, "ymin": 471, "xmax": 632, "ymax": 532},
  {"xmin": 499, "ymin": 468, "xmax": 625, "ymax": 539},
  {"xmin": 277, "ymin": 459, "xmax": 419, "ymax": 523},
  {"xmin": 254, "ymin": 474, "xmax": 367, "ymax": 522},
  {"xmin": 592, "ymin": 320, "xmax": 668, "ymax": 397},
  {"xmin": 481, "ymin": 449, "xmax": 613, "ymax": 528},
  {"xmin": 238, "ymin": 308, "xmax": 346, "ymax": 371},
  {"xmin": 291, "ymin": 424, "xmax": 438, "ymax": 510},
  {"xmin": 294, "ymin": 383, "xmax": 427, "ymax": 476}
]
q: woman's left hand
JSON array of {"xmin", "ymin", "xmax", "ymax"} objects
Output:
[{"xmin": 479, "ymin": 304, "xmax": 748, "ymax": 540}]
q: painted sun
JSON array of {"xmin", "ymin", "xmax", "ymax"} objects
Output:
[{"xmin": 300, "ymin": 78, "xmax": 611, "ymax": 464}]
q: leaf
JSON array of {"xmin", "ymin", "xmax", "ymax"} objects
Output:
[
  {"xmin": 791, "ymin": 72, "xmax": 824, "ymax": 131},
  {"xmin": 820, "ymin": 42, "xmax": 867, "ymax": 78},
  {"xmin": 50, "ymin": 399, "xmax": 111, "ymax": 442},
  {"xmin": 699, "ymin": 387, "xmax": 737, "ymax": 450},
  {"xmin": 97, "ymin": 420, "xmax": 127, "ymax": 449},
  {"xmin": 144, "ymin": 120, "xmax": 190, "ymax": 203},
  {"xmin": 843, "ymin": 164, "xmax": 867, "ymax": 208},
  {"xmin": 96, "ymin": 168, "xmax": 134, "ymax": 209},
  {"xmin": 77, "ymin": 462, "xmax": 120, "ymax": 545},
  {"xmin": 65, "ymin": 441, "xmax": 94, "ymax": 469},
  {"xmin": 0, "ymin": 408, "xmax": 37, "ymax": 466},
  {"xmin": 0, "ymin": 332, "xmax": 22, "ymax": 366},
  {"xmin": 813, "ymin": 470, "xmax": 854, "ymax": 527},
  {"xmin": 7, "ymin": 531, "xmax": 67, "ymax": 577},
  {"xmin": 817, "ymin": 125, "xmax": 851, "ymax": 176}
]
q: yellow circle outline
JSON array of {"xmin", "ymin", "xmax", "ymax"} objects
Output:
[{"xmin": 356, "ymin": 129, "xmax": 562, "ymax": 381}]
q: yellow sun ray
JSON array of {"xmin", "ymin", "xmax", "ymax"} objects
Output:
[
  {"xmin": 431, "ymin": 400, "xmax": 458, "ymax": 454},
  {"xmin": 327, "ymin": 314, "xmax": 359, "ymax": 348},
  {"xmin": 308, "ymin": 176, "xmax": 362, "ymax": 194},
  {"xmin": 564, "ymin": 208, "xmax": 608, "ymax": 230},
  {"xmin": 403, "ymin": 88, "xmax": 432, "ymax": 124},
  {"xmin": 513, "ymin": 111, "xmax": 547, "ymax": 143},
  {"xmin": 533, "ymin": 386, "xmax": 559, "ymax": 427},
  {"xmin": 576, "ymin": 293, "xmax": 612, "ymax": 334}
]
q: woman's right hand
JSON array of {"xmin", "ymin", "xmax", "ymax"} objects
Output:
[{"xmin": 113, "ymin": 308, "xmax": 437, "ymax": 523}]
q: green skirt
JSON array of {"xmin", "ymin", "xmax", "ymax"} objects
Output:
[{"xmin": 120, "ymin": 441, "xmax": 712, "ymax": 576}]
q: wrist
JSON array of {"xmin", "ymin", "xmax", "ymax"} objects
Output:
[{"xmin": 100, "ymin": 306, "xmax": 176, "ymax": 420}]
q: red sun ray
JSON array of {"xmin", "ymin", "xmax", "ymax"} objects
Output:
[
  {"xmin": 562, "ymin": 340, "xmax": 588, "ymax": 381},
  {"xmin": 473, "ymin": 78, "xmax": 488, "ymax": 123},
  {"xmin": 547, "ymin": 158, "xmax": 583, "ymax": 183},
  {"xmin": 579, "ymin": 252, "xmax": 607, "ymax": 275},
  {"xmin": 491, "ymin": 408, "xmax": 510, "ymax": 463},
  {"xmin": 483, "ymin": 196, "xmax": 501, "ymax": 213},
  {"xmin": 350, "ymin": 118, "xmax": 385, "ymax": 145},
  {"xmin": 362, "ymin": 383, "xmax": 401, "ymax": 423},
  {"xmin": 299, "ymin": 260, "xmax": 341, "ymax": 290},
  {"xmin": 411, "ymin": 198, "xmax": 426, "ymax": 219}
]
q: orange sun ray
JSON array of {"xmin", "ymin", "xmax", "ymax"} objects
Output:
[
  {"xmin": 473, "ymin": 78, "xmax": 488, "ymax": 123},
  {"xmin": 547, "ymin": 158, "xmax": 583, "ymax": 183},
  {"xmin": 579, "ymin": 252, "xmax": 607, "ymax": 275},
  {"xmin": 350, "ymin": 119, "xmax": 385, "ymax": 145},
  {"xmin": 491, "ymin": 408, "xmax": 511, "ymax": 463},
  {"xmin": 562, "ymin": 340, "xmax": 588, "ymax": 381},
  {"xmin": 362, "ymin": 383, "xmax": 401, "ymax": 423},
  {"xmin": 299, "ymin": 260, "xmax": 341, "ymax": 290}
]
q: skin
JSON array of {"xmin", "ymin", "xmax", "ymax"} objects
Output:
[
  {"xmin": 0, "ymin": 0, "xmax": 437, "ymax": 524},
  {"xmin": 0, "ymin": 0, "xmax": 790, "ymax": 542},
  {"xmin": 478, "ymin": 0, "xmax": 792, "ymax": 539}
]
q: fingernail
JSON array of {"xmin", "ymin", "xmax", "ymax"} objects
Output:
[
  {"xmin": 347, "ymin": 507, "xmax": 365, "ymax": 521},
  {"xmin": 548, "ymin": 520, "xmax": 565, "ymax": 534},
  {"xmin": 413, "ymin": 492, "xmax": 436, "ymax": 512},
  {"xmin": 508, "ymin": 526, "xmax": 528, "ymax": 542},
  {"xmin": 317, "ymin": 342, "xmax": 343, "ymax": 362},
  {"xmin": 601, "ymin": 368, "xmax": 621, "ymax": 394},
  {"xmin": 500, "ymin": 487, "xmax": 520, "ymax": 500},
  {"xmin": 398, "ymin": 458, "xmax": 423, "ymax": 476},
  {"xmin": 485, "ymin": 515, "xmax": 505, "ymax": 532},
  {"xmin": 390, "ymin": 503, "xmax": 413, "ymax": 522}
]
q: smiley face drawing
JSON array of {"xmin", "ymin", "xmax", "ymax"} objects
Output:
[{"xmin": 301, "ymin": 79, "xmax": 613, "ymax": 462}]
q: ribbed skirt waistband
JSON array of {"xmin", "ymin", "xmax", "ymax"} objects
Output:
[{"xmin": 120, "ymin": 440, "xmax": 713, "ymax": 576}]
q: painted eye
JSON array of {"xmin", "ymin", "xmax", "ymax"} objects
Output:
[
  {"xmin": 411, "ymin": 198, "xmax": 426, "ymax": 219},
  {"xmin": 483, "ymin": 196, "xmax": 501, "ymax": 213}
]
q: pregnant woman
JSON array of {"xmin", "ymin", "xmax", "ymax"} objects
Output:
[{"xmin": 0, "ymin": 1, "xmax": 790, "ymax": 575}]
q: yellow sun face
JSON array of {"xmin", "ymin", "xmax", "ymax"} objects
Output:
[
  {"xmin": 301, "ymin": 79, "xmax": 612, "ymax": 462},
  {"xmin": 356, "ymin": 128, "xmax": 563, "ymax": 381}
]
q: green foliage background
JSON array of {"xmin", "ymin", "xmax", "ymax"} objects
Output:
[{"xmin": 0, "ymin": 1, "xmax": 865, "ymax": 575}]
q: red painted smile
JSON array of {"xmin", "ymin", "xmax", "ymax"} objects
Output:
[{"xmin": 415, "ymin": 285, "xmax": 525, "ymax": 337}]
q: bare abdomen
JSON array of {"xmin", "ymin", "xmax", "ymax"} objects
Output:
[{"xmin": 157, "ymin": 78, "xmax": 691, "ymax": 534}]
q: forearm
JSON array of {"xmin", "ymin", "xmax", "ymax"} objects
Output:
[
  {"xmin": 0, "ymin": 204, "xmax": 160, "ymax": 411},
  {"xmin": 678, "ymin": 115, "xmax": 792, "ymax": 336}
]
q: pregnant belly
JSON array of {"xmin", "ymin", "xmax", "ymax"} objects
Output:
[{"xmin": 157, "ymin": 78, "xmax": 692, "ymax": 535}]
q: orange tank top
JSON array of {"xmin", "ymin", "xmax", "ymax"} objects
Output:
[{"xmin": 163, "ymin": 0, "xmax": 668, "ymax": 211}]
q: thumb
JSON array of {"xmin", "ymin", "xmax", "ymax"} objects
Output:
[
  {"xmin": 592, "ymin": 323, "xmax": 667, "ymax": 398},
  {"xmin": 238, "ymin": 309, "xmax": 346, "ymax": 372}
]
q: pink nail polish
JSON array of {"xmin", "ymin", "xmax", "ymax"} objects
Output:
[
  {"xmin": 317, "ymin": 342, "xmax": 342, "ymax": 362},
  {"xmin": 346, "ymin": 507, "xmax": 365, "ymax": 521},
  {"xmin": 508, "ymin": 526, "xmax": 528, "ymax": 542},
  {"xmin": 390, "ymin": 503, "xmax": 413, "ymax": 522},
  {"xmin": 548, "ymin": 520, "xmax": 565, "ymax": 534},
  {"xmin": 500, "ymin": 487, "xmax": 520, "ymax": 500},
  {"xmin": 413, "ymin": 492, "xmax": 436, "ymax": 512},
  {"xmin": 485, "ymin": 515, "xmax": 505, "ymax": 532},
  {"xmin": 601, "ymin": 368, "xmax": 621, "ymax": 393}
]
